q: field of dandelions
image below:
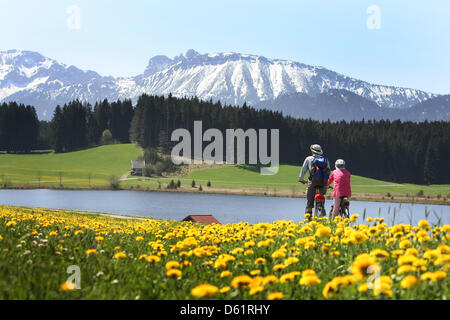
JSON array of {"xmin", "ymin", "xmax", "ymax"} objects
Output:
[{"xmin": 0, "ymin": 205, "xmax": 448, "ymax": 300}]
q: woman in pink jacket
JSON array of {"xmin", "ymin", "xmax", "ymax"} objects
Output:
[{"xmin": 327, "ymin": 159, "xmax": 351, "ymax": 219}]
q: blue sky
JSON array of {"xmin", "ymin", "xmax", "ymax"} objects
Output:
[{"xmin": 1, "ymin": 0, "xmax": 449, "ymax": 94}]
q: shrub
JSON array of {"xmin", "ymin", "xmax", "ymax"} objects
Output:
[
  {"xmin": 143, "ymin": 165, "xmax": 155, "ymax": 177},
  {"xmin": 207, "ymin": 180, "xmax": 211, "ymax": 187},
  {"xmin": 177, "ymin": 179, "xmax": 181, "ymax": 188},
  {"xmin": 167, "ymin": 180, "xmax": 177, "ymax": 189},
  {"xmin": 192, "ymin": 180, "xmax": 196, "ymax": 187},
  {"xmin": 144, "ymin": 148, "xmax": 160, "ymax": 164},
  {"xmin": 199, "ymin": 185, "xmax": 203, "ymax": 191},
  {"xmin": 101, "ymin": 129, "xmax": 114, "ymax": 145},
  {"xmin": 417, "ymin": 190, "xmax": 424, "ymax": 197},
  {"xmin": 109, "ymin": 175, "xmax": 120, "ymax": 190}
]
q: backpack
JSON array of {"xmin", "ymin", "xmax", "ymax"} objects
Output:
[{"xmin": 310, "ymin": 155, "xmax": 329, "ymax": 182}]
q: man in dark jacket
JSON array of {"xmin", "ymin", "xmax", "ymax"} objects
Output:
[{"xmin": 298, "ymin": 144, "xmax": 331, "ymax": 216}]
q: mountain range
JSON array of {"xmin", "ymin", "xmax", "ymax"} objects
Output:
[{"xmin": 0, "ymin": 49, "xmax": 448, "ymax": 121}]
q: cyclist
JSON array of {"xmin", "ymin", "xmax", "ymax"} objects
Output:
[
  {"xmin": 328, "ymin": 159, "xmax": 352, "ymax": 219},
  {"xmin": 298, "ymin": 144, "xmax": 331, "ymax": 216}
]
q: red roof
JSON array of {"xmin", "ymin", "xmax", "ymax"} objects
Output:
[{"xmin": 182, "ymin": 215, "xmax": 221, "ymax": 225}]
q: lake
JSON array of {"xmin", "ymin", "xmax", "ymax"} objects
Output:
[{"xmin": 0, "ymin": 189, "xmax": 448, "ymax": 226}]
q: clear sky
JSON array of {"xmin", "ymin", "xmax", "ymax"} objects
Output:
[{"xmin": 1, "ymin": 0, "xmax": 449, "ymax": 94}]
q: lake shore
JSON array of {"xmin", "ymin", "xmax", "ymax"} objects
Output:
[{"xmin": 4, "ymin": 183, "xmax": 449, "ymax": 206}]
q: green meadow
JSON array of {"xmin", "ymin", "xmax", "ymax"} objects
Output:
[
  {"xmin": 0, "ymin": 144, "xmax": 449, "ymax": 198},
  {"xmin": 186, "ymin": 165, "xmax": 450, "ymax": 196},
  {"xmin": 0, "ymin": 144, "xmax": 142, "ymax": 188}
]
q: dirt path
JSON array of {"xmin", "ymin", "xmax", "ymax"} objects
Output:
[{"xmin": 119, "ymin": 171, "xmax": 130, "ymax": 181}]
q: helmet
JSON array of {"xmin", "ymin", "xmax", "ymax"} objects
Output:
[
  {"xmin": 310, "ymin": 144, "xmax": 323, "ymax": 155},
  {"xmin": 335, "ymin": 159, "xmax": 345, "ymax": 169}
]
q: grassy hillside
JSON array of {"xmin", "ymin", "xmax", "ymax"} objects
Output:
[
  {"xmin": 186, "ymin": 164, "xmax": 450, "ymax": 196},
  {"xmin": 0, "ymin": 145, "xmax": 448, "ymax": 199},
  {"xmin": 0, "ymin": 144, "xmax": 142, "ymax": 187}
]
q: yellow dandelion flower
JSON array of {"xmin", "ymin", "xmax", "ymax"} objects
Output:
[
  {"xmin": 299, "ymin": 275, "xmax": 321, "ymax": 286},
  {"xmin": 191, "ymin": 284, "xmax": 219, "ymax": 298},
  {"xmin": 400, "ymin": 275, "xmax": 419, "ymax": 289},
  {"xmin": 315, "ymin": 226, "xmax": 332, "ymax": 238},
  {"xmin": 220, "ymin": 270, "xmax": 232, "ymax": 278},
  {"xmin": 60, "ymin": 281, "xmax": 76, "ymax": 291},
  {"xmin": 273, "ymin": 264, "xmax": 286, "ymax": 271},
  {"xmin": 166, "ymin": 269, "xmax": 182, "ymax": 278},
  {"xmin": 165, "ymin": 260, "xmax": 180, "ymax": 270},
  {"xmin": 262, "ymin": 275, "xmax": 278, "ymax": 286},
  {"xmin": 249, "ymin": 286, "xmax": 264, "ymax": 295},
  {"xmin": 323, "ymin": 281, "xmax": 338, "ymax": 299},
  {"xmin": 397, "ymin": 265, "xmax": 417, "ymax": 275},
  {"xmin": 114, "ymin": 252, "xmax": 126, "ymax": 259},
  {"xmin": 244, "ymin": 249, "xmax": 254, "ymax": 256},
  {"xmin": 432, "ymin": 270, "xmax": 447, "ymax": 281},
  {"xmin": 351, "ymin": 254, "xmax": 379, "ymax": 280},
  {"xmin": 86, "ymin": 249, "xmax": 97, "ymax": 255},
  {"xmin": 6, "ymin": 221, "xmax": 17, "ymax": 227},
  {"xmin": 250, "ymin": 270, "xmax": 261, "ymax": 276},
  {"xmin": 358, "ymin": 282, "xmax": 368, "ymax": 292},
  {"xmin": 219, "ymin": 286, "xmax": 230, "ymax": 293},
  {"xmin": 267, "ymin": 292, "xmax": 283, "ymax": 300},
  {"xmin": 146, "ymin": 255, "xmax": 161, "ymax": 263},
  {"xmin": 370, "ymin": 249, "xmax": 389, "ymax": 260},
  {"xmin": 399, "ymin": 239, "xmax": 411, "ymax": 249},
  {"xmin": 418, "ymin": 220, "xmax": 430, "ymax": 230},
  {"xmin": 231, "ymin": 275, "xmax": 253, "ymax": 288}
]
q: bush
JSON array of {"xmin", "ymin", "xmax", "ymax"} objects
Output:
[
  {"xmin": 143, "ymin": 165, "xmax": 155, "ymax": 177},
  {"xmin": 192, "ymin": 180, "xmax": 196, "ymax": 187},
  {"xmin": 417, "ymin": 190, "xmax": 424, "ymax": 197},
  {"xmin": 199, "ymin": 185, "xmax": 203, "ymax": 191},
  {"xmin": 154, "ymin": 162, "xmax": 165, "ymax": 175},
  {"xmin": 109, "ymin": 175, "xmax": 120, "ymax": 190},
  {"xmin": 101, "ymin": 129, "xmax": 114, "ymax": 145},
  {"xmin": 167, "ymin": 180, "xmax": 177, "ymax": 189},
  {"xmin": 177, "ymin": 179, "xmax": 181, "ymax": 188},
  {"xmin": 144, "ymin": 148, "xmax": 160, "ymax": 164},
  {"xmin": 207, "ymin": 180, "xmax": 211, "ymax": 187}
]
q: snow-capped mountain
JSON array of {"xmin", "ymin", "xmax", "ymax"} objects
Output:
[{"xmin": 0, "ymin": 49, "xmax": 439, "ymax": 120}]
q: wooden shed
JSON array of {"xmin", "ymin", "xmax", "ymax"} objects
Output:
[
  {"xmin": 182, "ymin": 215, "xmax": 221, "ymax": 225},
  {"xmin": 131, "ymin": 160, "xmax": 145, "ymax": 176}
]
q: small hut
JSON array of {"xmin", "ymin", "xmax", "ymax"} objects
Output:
[
  {"xmin": 182, "ymin": 215, "xmax": 221, "ymax": 225},
  {"xmin": 131, "ymin": 160, "xmax": 145, "ymax": 176}
]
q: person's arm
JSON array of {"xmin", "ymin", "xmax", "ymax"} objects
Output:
[
  {"xmin": 349, "ymin": 172, "xmax": 352, "ymax": 197},
  {"xmin": 298, "ymin": 157, "xmax": 310, "ymax": 181},
  {"xmin": 328, "ymin": 171, "xmax": 334, "ymax": 186}
]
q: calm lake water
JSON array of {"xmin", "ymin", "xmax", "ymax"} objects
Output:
[{"xmin": 0, "ymin": 189, "xmax": 448, "ymax": 226}]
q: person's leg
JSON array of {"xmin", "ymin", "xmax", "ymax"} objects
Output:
[
  {"xmin": 317, "ymin": 183, "xmax": 328, "ymax": 216},
  {"xmin": 306, "ymin": 180, "xmax": 314, "ymax": 213},
  {"xmin": 332, "ymin": 196, "xmax": 342, "ymax": 218}
]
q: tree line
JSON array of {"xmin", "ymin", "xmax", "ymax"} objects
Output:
[
  {"xmin": 51, "ymin": 99, "xmax": 133, "ymax": 152},
  {"xmin": 0, "ymin": 102, "xmax": 39, "ymax": 152},
  {"xmin": 130, "ymin": 94, "xmax": 450, "ymax": 185},
  {"xmin": 1, "ymin": 95, "xmax": 449, "ymax": 184}
]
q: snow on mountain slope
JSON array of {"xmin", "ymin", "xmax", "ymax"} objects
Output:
[{"xmin": 0, "ymin": 49, "xmax": 438, "ymax": 120}]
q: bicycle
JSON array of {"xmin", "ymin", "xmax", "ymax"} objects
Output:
[
  {"xmin": 300, "ymin": 180, "xmax": 327, "ymax": 217},
  {"xmin": 313, "ymin": 187, "xmax": 327, "ymax": 217},
  {"xmin": 328, "ymin": 186, "xmax": 350, "ymax": 219}
]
